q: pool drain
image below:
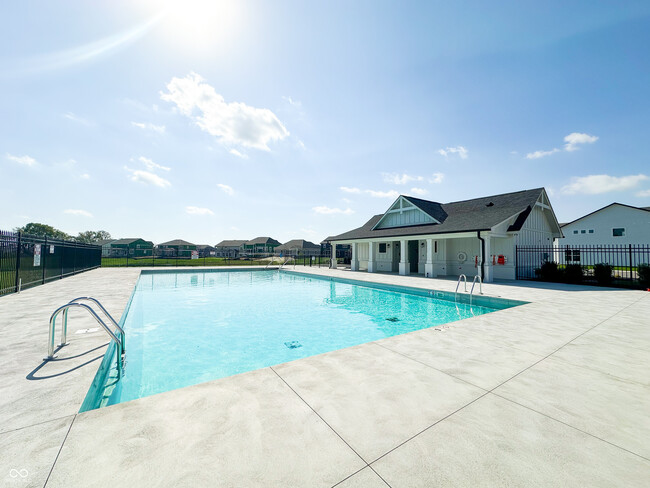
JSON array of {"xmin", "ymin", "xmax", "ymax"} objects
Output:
[
  {"xmin": 284, "ymin": 341, "xmax": 302, "ymax": 349},
  {"xmin": 385, "ymin": 317, "xmax": 400, "ymax": 322}
]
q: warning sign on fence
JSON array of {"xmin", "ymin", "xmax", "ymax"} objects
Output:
[
  {"xmin": 33, "ymin": 244, "xmax": 41, "ymax": 266},
  {"xmin": 50, "ymin": 245, "xmax": 55, "ymax": 254},
  {"xmin": 191, "ymin": 250, "xmax": 199, "ymax": 260}
]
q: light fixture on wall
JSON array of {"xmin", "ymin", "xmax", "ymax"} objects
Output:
[{"xmin": 421, "ymin": 242, "xmax": 425, "ymax": 247}]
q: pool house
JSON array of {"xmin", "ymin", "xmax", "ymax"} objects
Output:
[{"xmin": 326, "ymin": 188, "xmax": 562, "ymax": 282}]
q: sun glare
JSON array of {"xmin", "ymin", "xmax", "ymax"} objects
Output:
[{"xmin": 142, "ymin": 0, "xmax": 242, "ymax": 50}]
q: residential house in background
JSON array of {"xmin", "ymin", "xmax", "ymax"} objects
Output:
[
  {"xmin": 275, "ymin": 239, "xmax": 321, "ymax": 257},
  {"xmin": 97, "ymin": 239, "xmax": 116, "ymax": 257},
  {"xmin": 215, "ymin": 240, "xmax": 246, "ymax": 258},
  {"xmin": 243, "ymin": 237, "xmax": 281, "ymax": 254},
  {"xmin": 325, "ymin": 188, "xmax": 562, "ymax": 282},
  {"xmin": 156, "ymin": 239, "xmax": 197, "ymax": 258},
  {"xmin": 559, "ymin": 203, "xmax": 650, "ymax": 246},
  {"xmin": 103, "ymin": 238, "xmax": 153, "ymax": 257},
  {"xmin": 196, "ymin": 245, "xmax": 217, "ymax": 258}
]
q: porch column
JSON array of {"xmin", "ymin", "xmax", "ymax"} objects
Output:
[
  {"xmin": 483, "ymin": 235, "xmax": 493, "ymax": 282},
  {"xmin": 425, "ymin": 238, "xmax": 436, "ymax": 278},
  {"xmin": 351, "ymin": 242, "xmax": 359, "ymax": 271},
  {"xmin": 330, "ymin": 243, "xmax": 337, "ymax": 269},
  {"xmin": 367, "ymin": 241, "xmax": 376, "ymax": 272},
  {"xmin": 399, "ymin": 239, "xmax": 410, "ymax": 275}
]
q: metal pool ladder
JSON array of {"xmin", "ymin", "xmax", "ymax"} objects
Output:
[
  {"xmin": 279, "ymin": 257, "xmax": 295, "ymax": 270},
  {"xmin": 46, "ymin": 297, "xmax": 126, "ymax": 376},
  {"xmin": 455, "ymin": 274, "xmax": 467, "ymax": 301},
  {"xmin": 470, "ymin": 275, "xmax": 483, "ymax": 306}
]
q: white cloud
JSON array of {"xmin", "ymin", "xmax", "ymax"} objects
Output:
[
  {"xmin": 527, "ymin": 132, "xmax": 599, "ymax": 159},
  {"xmin": 313, "ymin": 206, "xmax": 354, "ymax": 215},
  {"xmin": 429, "ymin": 172, "xmax": 444, "ymax": 184},
  {"xmin": 366, "ymin": 189, "xmax": 400, "ymax": 199},
  {"xmin": 564, "ymin": 132, "xmax": 598, "ymax": 152},
  {"xmin": 229, "ymin": 148, "xmax": 248, "ymax": 159},
  {"xmin": 161, "ymin": 72, "xmax": 290, "ymax": 151},
  {"xmin": 636, "ymin": 189, "xmax": 650, "ymax": 197},
  {"xmin": 63, "ymin": 112, "xmax": 92, "ymax": 126},
  {"xmin": 340, "ymin": 186, "xmax": 362, "ymax": 194},
  {"xmin": 381, "ymin": 172, "xmax": 423, "ymax": 185},
  {"xmin": 526, "ymin": 148, "xmax": 560, "ymax": 159},
  {"xmin": 409, "ymin": 187, "xmax": 428, "ymax": 196},
  {"xmin": 185, "ymin": 206, "xmax": 214, "ymax": 216},
  {"xmin": 138, "ymin": 156, "xmax": 170, "ymax": 172},
  {"xmin": 341, "ymin": 197, "xmax": 353, "ymax": 204},
  {"xmin": 297, "ymin": 140, "xmax": 306, "ymax": 150},
  {"xmin": 282, "ymin": 95, "xmax": 302, "ymax": 107},
  {"xmin": 438, "ymin": 146, "xmax": 468, "ymax": 159},
  {"xmin": 217, "ymin": 183, "xmax": 234, "ymax": 195},
  {"xmin": 125, "ymin": 167, "xmax": 171, "ymax": 188},
  {"xmin": 132, "ymin": 121, "xmax": 165, "ymax": 134},
  {"xmin": 6, "ymin": 153, "xmax": 37, "ymax": 166},
  {"xmin": 561, "ymin": 174, "xmax": 648, "ymax": 195},
  {"xmin": 79, "ymin": 173, "xmax": 91, "ymax": 180},
  {"xmin": 64, "ymin": 209, "xmax": 93, "ymax": 217}
]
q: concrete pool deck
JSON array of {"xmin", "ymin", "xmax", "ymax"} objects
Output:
[{"xmin": 1, "ymin": 266, "xmax": 649, "ymax": 487}]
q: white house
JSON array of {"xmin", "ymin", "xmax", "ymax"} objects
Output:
[
  {"xmin": 559, "ymin": 203, "xmax": 650, "ymax": 246},
  {"xmin": 325, "ymin": 188, "xmax": 562, "ymax": 282}
]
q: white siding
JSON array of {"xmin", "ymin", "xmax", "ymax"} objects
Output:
[
  {"xmin": 559, "ymin": 205, "xmax": 650, "ymax": 246},
  {"xmin": 515, "ymin": 205, "xmax": 555, "ymax": 246},
  {"xmin": 375, "ymin": 208, "xmax": 435, "ymax": 228}
]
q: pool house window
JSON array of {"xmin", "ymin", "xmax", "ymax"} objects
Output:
[
  {"xmin": 612, "ymin": 228, "xmax": 625, "ymax": 237},
  {"xmin": 378, "ymin": 243, "xmax": 387, "ymax": 253}
]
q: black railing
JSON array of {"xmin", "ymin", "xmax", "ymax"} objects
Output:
[
  {"xmin": 0, "ymin": 231, "xmax": 101, "ymax": 297},
  {"xmin": 516, "ymin": 244, "xmax": 650, "ymax": 287},
  {"xmin": 101, "ymin": 251, "xmax": 336, "ymax": 268}
]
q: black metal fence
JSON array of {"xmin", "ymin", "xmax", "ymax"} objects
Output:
[
  {"xmin": 101, "ymin": 251, "xmax": 337, "ymax": 268},
  {"xmin": 516, "ymin": 244, "xmax": 650, "ymax": 286},
  {"xmin": 0, "ymin": 230, "xmax": 101, "ymax": 297}
]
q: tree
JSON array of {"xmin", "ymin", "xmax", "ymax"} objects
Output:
[
  {"xmin": 14, "ymin": 223, "xmax": 71, "ymax": 240},
  {"xmin": 75, "ymin": 230, "xmax": 112, "ymax": 244}
]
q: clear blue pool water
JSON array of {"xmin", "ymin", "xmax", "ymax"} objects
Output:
[{"xmin": 84, "ymin": 270, "xmax": 514, "ymax": 409}]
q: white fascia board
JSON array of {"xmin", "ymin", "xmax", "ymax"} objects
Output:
[{"xmin": 333, "ymin": 231, "xmax": 479, "ymax": 244}]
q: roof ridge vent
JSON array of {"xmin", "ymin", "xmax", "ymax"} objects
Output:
[{"xmin": 486, "ymin": 202, "xmax": 494, "ymax": 207}]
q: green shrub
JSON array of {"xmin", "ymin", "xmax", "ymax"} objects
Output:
[
  {"xmin": 638, "ymin": 263, "xmax": 650, "ymax": 287},
  {"xmin": 593, "ymin": 263, "xmax": 612, "ymax": 285},
  {"xmin": 536, "ymin": 261, "xmax": 562, "ymax": 282},
  {"xmin": 564, "ymin": 264, "xmax": 583, "ymax": 284}
]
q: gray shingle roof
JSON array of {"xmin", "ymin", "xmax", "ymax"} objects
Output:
[
  {"xmin": 110, "ymin": 238, "xmax": 151, "ymax": 245},
  {"xmin": 216, "ymin": 240, "xmax": 246, "ymax": 247},
  {"xmin": 327, "ymin": 188, "xmax": 549, "ymax": 241},
  {"xmin": 276, "ymin": 239, "xmax": 320, "ymax": 251},
  {"xmin": 245, "ymin": 237, "xmax": 281, "ymax": 246},
  {"xmin": 157, "ymin": 239, "xmax": 196, "ymax": 247}
]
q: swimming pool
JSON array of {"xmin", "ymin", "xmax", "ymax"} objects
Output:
[{"xmin": 82, "ymin": 270, "xmax": 523, "ymax": 410}]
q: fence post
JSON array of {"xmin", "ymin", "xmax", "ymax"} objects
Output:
[
  {"xmin": 14, "ymin": 232, "xmax": 21, "ymax": 292},
  {"xmin": 42, "ymin": 236, "xmax": 47, "ymax": 284},
  {"xmin": 629, "ymin": 244, "xmax": 633, "ymax": 283}
]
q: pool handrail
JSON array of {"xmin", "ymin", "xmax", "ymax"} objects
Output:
[
  {"xmin": 67, "ymin": 297, "xmax": 125, "ymax": 352},
  {"xmin": 455, "ymin": 274, "xmax": 467, "ymax": 301},
  {"xmin": 470, "ymin": 275, "xmax": 483, "ymax": 306},
  {"xmin": 47, "ymin": 301, "xmax": 125, "ymax": 377}
]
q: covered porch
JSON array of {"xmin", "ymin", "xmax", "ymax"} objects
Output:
[{"xmin": 330, "ymin": 232, "xmax": 514, "ymax": 283}]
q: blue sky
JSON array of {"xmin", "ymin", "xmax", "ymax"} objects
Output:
[{"xmin": 2, "ymin": 1, "xmax": 649, "ymax": 244}]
